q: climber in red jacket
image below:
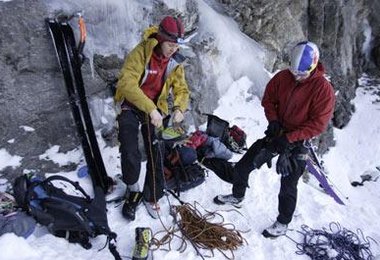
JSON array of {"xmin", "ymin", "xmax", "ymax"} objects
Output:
[{"xmin": 214, "ymin": 41, "xmax": 336, "ymax": 238}]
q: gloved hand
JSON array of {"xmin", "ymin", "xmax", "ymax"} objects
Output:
[
  {"xmin": 268, "ymin": 135, "xmax": 290, "ymax": 154},
  {"xmin": 172, "ymin": 109, "xmax": 184, "ymax": 123},
  {"xmin": 150, "ymin": 109, "xmax": 163, "ymax": 128},
  {"xmin": 276, "ymin": 151, "xmax": 298, "ymax": 177},
  {"xmin": 265, "ymin": 121, "xmax": 282, "ymax": 137}
]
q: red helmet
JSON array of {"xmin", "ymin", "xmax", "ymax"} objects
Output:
[{"xmin": 157, "ymin": 16, "xmax": 184, "ymax": 44}]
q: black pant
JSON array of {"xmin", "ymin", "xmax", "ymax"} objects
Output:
[
  {"xmin": 276, "ymin": 158, "xmax": 305, "ymax": 224},
  {"xmin": 201, "ymin": 158, "xmax": 235, "ymax": 184},
  {"xmin": 232, "ymin": 138, "xmax": 268, "ymax": 198},
  {"xmin": 232, "ymin": 138, "xmax": 306, "ymax": 224},
  {"xmin": 117, "ymin": 109, "xmax": 164, "ymax": 202}
]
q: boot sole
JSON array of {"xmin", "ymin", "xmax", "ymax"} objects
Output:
[
  {"xmin": 262, "ymin": 230, "xmax": 286, "ymax": 238},
  {"xmin": 143, "ymin": 201, "xmax": 160, "ymax": 219},
  {"xmin": 213, "ymin": 196, "xmax": 242, "ymax": 208}
]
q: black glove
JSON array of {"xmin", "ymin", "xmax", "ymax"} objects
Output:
[
  {"xmin": 252, "ymin": 147, "xmax": 276, "ymax": 169},
  {"xmin": 276, "ymin": 151, "xmax": 299, "ymax": 177},
  {"xmin": 268, "ymin": 135, "xmax": 290, "ymax": 154},
  {"xmin": 265, "ymin": 121, "xmax": 282, "ymax": 138},
  {"xmin": 276, "ymin": 147, "xmax": 309, "ymax": 177}
]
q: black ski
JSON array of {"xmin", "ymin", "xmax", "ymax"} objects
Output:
[
  {"xmin": 46, "ymin": 19, "xmax": 111, "ymax": 193},
  {"xmin": 60, "ymin": 22, "xmax": 111, "ymax": 192}
]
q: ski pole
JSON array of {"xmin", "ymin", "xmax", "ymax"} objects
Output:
[{"xmin": 306, "ymin": 141, "xmax": 349, "ymax": 201}]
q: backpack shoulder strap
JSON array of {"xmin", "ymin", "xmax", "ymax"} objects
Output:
[
  {"xmin": 44, "ymin": 175, "xmax": 91, "ymax": 201},
  {"xmin": 172, "ymin": 146, "xmax": 188, "ymax": 197}
]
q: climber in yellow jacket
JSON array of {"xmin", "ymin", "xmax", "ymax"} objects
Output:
[{"xmin": 115, "ymin": 16, "xmax": 190, "ymax": 220}]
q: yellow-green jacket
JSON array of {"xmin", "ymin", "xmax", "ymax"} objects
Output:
[{"xmin": 115, "ymin": 26, "xmax": 190, "ymax": 116}]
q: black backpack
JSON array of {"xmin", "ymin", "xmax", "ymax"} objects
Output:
[
  {"xmin": 13, "ymin": 174, "xmax": 121, "ymax": 259},
  {"xmin": 204, "ymin": 113, "xmax": 230, "ymax": 144},
  {"xmin": 164, "ymin": 145, "xmax": 206, "ymax": 195}
]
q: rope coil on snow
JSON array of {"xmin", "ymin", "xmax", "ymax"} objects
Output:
[
  {"xmin": 293, "ymin": 222, "xmax": 377, "ymax": 260},
  {"xmin": 151, "ymin": 202, "xmax": 247, "ymax": 260}
]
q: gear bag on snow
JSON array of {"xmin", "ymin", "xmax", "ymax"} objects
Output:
[
  {"xmin": 227, "ymin": 125, "xmax": 247, "ymax": 153},
  {"xmin": 204, "ymin": 114, "xmax": 247, "ymax": 153},
  {"xmin": 205, "ymin": 114, "xmax": 230, "ymax": 143},
  {"xmin": 13, "ymin": 174, "xmax": 121, "ymax": 259},
  {"xmin": 1, "ymin": 192, "xmax": 36, "ymax": 239},
  {"xmin": 0, "ymin": 211, "xmax": 36, "ymax": 239},
  {"xmin": 164, "ymin": 145, "xmax": 206, "ymax": 195}
]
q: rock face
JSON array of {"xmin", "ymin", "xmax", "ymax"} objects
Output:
[
  {"xmin": 0, "ymin": 0, "xmax": 108, "ymax": 179},
  {"xmin": 368, "ymin": 1, "xmax": 380, "ymax": 72},
  {"xmin": 0, "ymin": 0, "xmax": 378, "ymax": 178},
  {"xmin": 0, "ymin": 0, "xmax": 76, "ymax": 177}
]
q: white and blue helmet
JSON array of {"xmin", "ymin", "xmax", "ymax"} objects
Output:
[{"xmin": 290, "ymin": 41, "xmax": 320, "ymax": 78}]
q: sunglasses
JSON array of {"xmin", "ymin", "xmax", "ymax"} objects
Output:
[
  {"xmin": 159, "ymin": 26, "xmax": 185, "ymax": 44},
  {"xmin": 290, "ymin": 69, "xmax": 310, "ymax": 78}
]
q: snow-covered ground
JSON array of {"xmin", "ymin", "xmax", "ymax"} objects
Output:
[{"xmin": 1, "ymin": 75, "xmax": 380, "ymax": 260}]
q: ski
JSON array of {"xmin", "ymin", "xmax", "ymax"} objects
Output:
[
  {"xmin": 46, "ymin": 18, "xmax": 111, "ymax": 193},
  {"xmin": 304, "ymin": 144, "xmax": 346, "ymax": 205},
  {"xmin": 60, "ymin": 21, "xmax": 111, "ymax": 192}
]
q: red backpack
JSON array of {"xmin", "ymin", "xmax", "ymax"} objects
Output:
[
  {"xmin": 227, "ymin": 125, "xmax": 247, "ymax": 153},
  {"xmin": 187, "ymin": 130, "xmax": 208, "ymax": 149}
]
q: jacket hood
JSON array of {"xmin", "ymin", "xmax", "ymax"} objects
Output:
[
  {"xmin": 303, "ymin": 62, "xmax": 326, "ymax": 82},
  {"xmin": 311, "ymin": 62, "xmax": 325, "ymax": 79},
  {"xmin": 142, "ymin": 26, "xmax": 159, "ymax": 41}
]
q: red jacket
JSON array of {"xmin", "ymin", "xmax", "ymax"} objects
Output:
[{"xmin": 261, "ymin": 62, "xmax": 335, "ymax": 143}]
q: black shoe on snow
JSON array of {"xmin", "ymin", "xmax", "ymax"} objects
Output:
[
  {"xmin": 213, "ymin": 194, "xmax": 243, "ymax": 208},
  {"xmin": 122, "ymin": 191, "xmax": 143, "ymax": 221},
  {"xmin": 132, "ymin": 227, "xmax": 151, "ymax": 260},
  {"xmin": 262, "ymin": 221, "xmax": 288, "ymax": 238}
]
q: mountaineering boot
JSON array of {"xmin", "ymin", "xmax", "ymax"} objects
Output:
[
  {"xmin": 122, "ymin": 191, "xmax": 143, "ymax": 221},
  {"xmin": 262, "ymin": 221, "xmax": 288, "ymax": 238},
  {"xmin": 213, "ymin": 194, "xmax": 244, "ymax": 208},
  {"xmin": 132, "ymin": 227, "xmax": 151, "ymax": 260},
  {"xmin": 159, "ymin": 126, "xmax": 186, "ymax": 141},
  {"xmin": 143, "ymin": 200, "xmax": 160, "ymax": 219}
]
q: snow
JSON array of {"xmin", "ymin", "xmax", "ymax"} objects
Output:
[
  {"xmin": 0, "ymin": 149, "xmax": 22, "ymax": 171},
  {"xmin": 196, "ymin": 0, "xmax": 269, "ymax": 95},
  {"xmin": 38, "ymin": 145, "xmax": 82, "ymax": 167},
  {"xmin": 362, "ymin": 19, "xmax": 373, "ymax": 62},
  {"xmin": 7, "ymin": 139, "xmax": 15, "ymax": 144},
  {"xmin": 1, "ymin": 1, "xmax": 380, "ymax": 260},
  {"xmin": 19, "ymin": 125, "xmax": 35, "ymax": 132}
]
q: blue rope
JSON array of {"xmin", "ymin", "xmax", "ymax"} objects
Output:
[{"xmin": 293, "ymin": 222, "xmax": 377, "ymax": 260}]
